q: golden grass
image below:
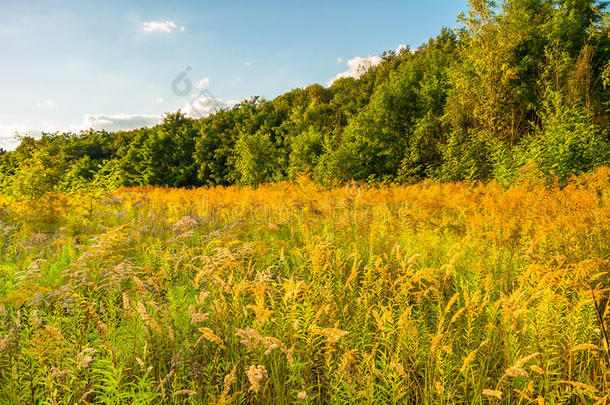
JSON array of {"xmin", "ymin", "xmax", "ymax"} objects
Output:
[{"xmin": 0, "ymin": 169, "xmax": 610, "ymax": 403}]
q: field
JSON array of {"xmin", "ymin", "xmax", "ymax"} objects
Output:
[{"xmin": 1, "ymin": 170, "xmax": 610, "ymax": 404}]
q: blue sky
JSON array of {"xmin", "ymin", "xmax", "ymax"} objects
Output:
[{"xmin": 0, "ymin": 0, "xmax": 468, "ymax": 149}]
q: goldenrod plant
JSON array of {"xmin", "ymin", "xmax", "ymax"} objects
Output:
[{"xmin": 0, "ymin": 170, "xmax": 609, "ymax": 403}]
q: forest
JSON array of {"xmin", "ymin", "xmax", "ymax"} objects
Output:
[{"xmin": 3, "ymin": 0, "xmax": 610, "ymax": 194}]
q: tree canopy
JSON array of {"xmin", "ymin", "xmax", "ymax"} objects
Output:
[{"xmin": 3, "ymin": 0, "xmax": 610, "ymax": 193}]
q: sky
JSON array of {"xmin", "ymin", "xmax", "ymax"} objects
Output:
[{"xmin": 0, "ymin": 0, "xmax": 468, "ymax": 150}]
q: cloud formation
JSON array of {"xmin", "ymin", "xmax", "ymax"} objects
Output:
[
  {"xmin": 180, "ymin": 93, "xmax": 236, "ymax": 119},
  {"xmin": 0, "ymin": 124, "xmax": 40, "ymax": 150},
  {"xmin": 1, "ymin": 73, "xmax": 235, "ymax": 150},
  {"xmin": 196, "ymin": 77, "xmax": 210, "ymax": 89},
  {"xmin": 140, "ymin": 21, "xmax": 184, "ymax": 33},
  {"xmin": 328, "ymin": 44, "xmax": 406, "ymax": 86},
  {"xmin": 180, "ymin": 76, "xmax": 238, "ymax": 118},
  {"xmin": 81, "ymin": 113, "xmax": 161, "ymax": 132},
  {"xmin": 0, "ymin": 113, "xmax": 162, "ymax": 151}
]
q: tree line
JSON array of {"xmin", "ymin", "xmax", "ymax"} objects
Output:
[{"xmin": 3, "ymin": 0, "xmax": 610, "ymax": 195}]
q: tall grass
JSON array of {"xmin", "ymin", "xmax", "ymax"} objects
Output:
[{"xmin": 1, "ymin": 169, "xmax": 610, "ymax": 403}]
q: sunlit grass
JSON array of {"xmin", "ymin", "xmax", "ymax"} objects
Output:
[{"xmin": 0, "ymin": 170, "xmax": 610, "ymax": 403}]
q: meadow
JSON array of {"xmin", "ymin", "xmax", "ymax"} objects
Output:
[{"xmin": 0, "ymin": 170, "xmax": 609, "ymax": 404}]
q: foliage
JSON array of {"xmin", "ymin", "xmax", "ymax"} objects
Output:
[
  {"xmin": 1, "ymin": 170, "xmax": 610, "ymax": 402},
  {"xmin": 526, "ymin": 91, "xmax": 610, "ymax": 184},
  {"xmin": 1, "ymin": 1, "xmax": 609, "ymax": 189},
  {"xmin": 1, "ymin": 3, "xmax": 610, "ymax": 402},
  {"xmin": 234, "ymin": 130, "xmax": 282, "ymax": 186}
]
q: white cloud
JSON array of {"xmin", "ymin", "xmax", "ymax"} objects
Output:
[
  {"xmin": 81, "ymin": 113, "xmax": 161, "ymax": 132},
  {"xmin": 140, "ymin": 21, "xmax": 184, "ymax": 33},
  {"xmin": 181, "ymin": 94, "xmax": 236, "ymax": 119},
  {"xmin": 0, "ymin": 124, "xmax": 40, "ymax": 150},
  {"xmin": 196, "ymin": 77, "xmax": 210, "ymax": 89},
  {"xmin": 244, "ymin": 62, "xmax": 251, "ymax": 67},
  {"xmin": 153, "ymin": 97, "xmax": 164, "ymax": 104},
  {"xmin": 0, "ymin": 113, "xmax": 162, "ymax": 151},
  {"xmin": 328, "ymin": 44, "xmax": 407, "ymax": 86},
  {"xmin": 327, "ymin": 55, "xmax": 381, "ymax": 85},
  {"xmin": 36, "ymin": 99, "xmax": 55, "ymax": 109},
  {"xmin": 337, "ymin": 57, "xmax": 342, "ymax": 64}
]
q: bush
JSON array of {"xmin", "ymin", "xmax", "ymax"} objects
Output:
[
  {"xmin": 524, "ymin": 92, "xmax": 610, "ymax": 185},
  {"xmin": 234, "ymin": 131, "xmax": 283, "ymax": 186}
]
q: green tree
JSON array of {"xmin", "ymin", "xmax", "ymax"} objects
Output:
[
  {"xmin": 142, "ymin": 112, "xmax": 199, "ymax": 187},
  {"xmin": 234, "ymin": 130, "xmax": 282, "ymax": 186},
  {"xmin": 525, "ymin": 91, "xmax": 610, "ymax": 183}
]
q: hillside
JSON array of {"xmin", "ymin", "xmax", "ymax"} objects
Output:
[{"xmin": 2, "ymin": 1, "xmax": 610, "ymax": 194}]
